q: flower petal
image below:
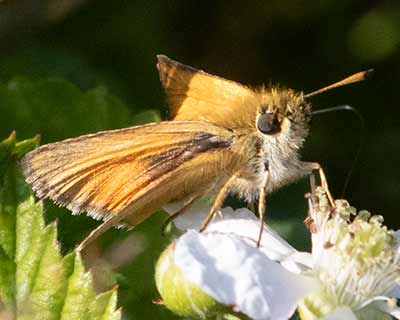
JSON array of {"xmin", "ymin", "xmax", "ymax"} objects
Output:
[
  {"xmin": 388, "ymin": 306, "xmax": 400, "ymax": 319},
  {"xmin": 281, "ymin": 252, "xmax": 314, "ymax": 274},
  {"xmin": 164, "ymin": 202, "xmax": 310, "ymax": 267},
  {"xmin": 319, "ymin": 306, "xmax": 358, "ymax": 320},
  {"xmin": 163, "ymin": 197, "xmax": 215, "ymax": 230},
  {"xmin": 206, "ymin": 208, "xmax": 314, "ymax": 271},
  {"xmin": 389, "ymin": 230, "xmax": 400, "ymax": 300},
  {"xmin": 390, "ymin": 286, "xmax": 400, "ymax": 299},
  {"xmin": 390, "ymin": 309, "xmax": 400, "ymax": 319},
  {"xmin": 207, "ymin": 213, "xmax": 298, "ymax": 260},
  {"xmin": 374, "ymin": 298, "xmax": 400, "ymax": 319},
  {"xmin": 175, "ymin": 230, "xmax": 319, "ymax": 320}
]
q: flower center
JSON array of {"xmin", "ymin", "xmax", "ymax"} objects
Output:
[{"xmin": 309, "ymin": 189, "xmax": 400, "ymax": 311}]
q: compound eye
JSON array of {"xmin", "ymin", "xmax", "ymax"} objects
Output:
[{"xmin": 257, "ymin": 112, "xmax": 281, "ymax": 134}]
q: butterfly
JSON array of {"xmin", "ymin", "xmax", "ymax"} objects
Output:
[{"xmin": 22, "ymin": 55, "xmax": 370, "ymax": 250}]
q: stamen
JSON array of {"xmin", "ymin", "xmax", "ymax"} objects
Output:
[{"xmin": 308, "ymin": 188, "xmax": 400, "ymax": 312}]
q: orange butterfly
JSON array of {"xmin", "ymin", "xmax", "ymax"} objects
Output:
[{"xmin": 22, "ymin": 55, "xmax": 370, "ymax": 250}]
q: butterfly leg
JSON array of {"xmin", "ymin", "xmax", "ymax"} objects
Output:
[
  {"xmin": 304, "ymin": 194, "xmax": 318, "ymax": 233},
  {"xmin": 198, "ymin": 172, "xmax": 240, "ymax": 232},
  {"xmin": 256, "ymin": 170, "xmax": 270, "ymax": 247},
  {"xmin": 161, "ymin": 195, "xmax": 201, "ymax": 237},
  {"xmin": 309, "ymin": 171, "xmax": 316, "ymax": 194},
  {"xmin": 309, "ymin": 162, "xmax": 335, "ymax": 207}
]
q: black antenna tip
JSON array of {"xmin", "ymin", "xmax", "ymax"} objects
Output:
[{"xmin": 364, "ymin": 69, "xmax": 374, "ymax": 80}]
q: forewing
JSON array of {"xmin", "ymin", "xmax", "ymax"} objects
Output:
[
  {"xmin": 22, "ymin": 121, "xmax": 234, "ymax": 225},
  {"xmin": 157, "ymin": 55, "xmax": 258, "ymax": 127}
]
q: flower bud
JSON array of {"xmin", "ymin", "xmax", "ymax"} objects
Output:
[{"xmin": 155, "ymin": 243, "xmax": 225, "ymax": 319}]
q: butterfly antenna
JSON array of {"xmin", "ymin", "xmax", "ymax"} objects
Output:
[
  {"xmin": 305, "ymin": 69, "xmax": 374, "ymax": 98},
  {"xmin": 312, "ymin": 105, "xmax": 365, "ymax": 197}
]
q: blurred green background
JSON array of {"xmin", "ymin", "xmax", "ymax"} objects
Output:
[{"xmin": 0, "ymin": 1, "xmax": 399, "ymax": 318}]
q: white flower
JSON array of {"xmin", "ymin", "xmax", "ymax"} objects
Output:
[
  {"xmin": 299, "ymin": 188, "xmax": 400, "ymax": 320},
  {"xmin": 163, "ymin": 190, "xmax": 400, "ymax": 320}
]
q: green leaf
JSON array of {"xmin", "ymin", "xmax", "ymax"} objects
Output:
[
  {"xmin": 0, "ymin": 76, "xmax": 162, "ymax": 252},
  {"xmin": 131, "ymin": 110, "xmax": 161, "ymax": 125},
  {"xmin": 0, "ymin": 135, "xmax": 121, "ymax": 320},
  {"xmin": 88, "ymin": 289, "xmax": 120, "ymax": 320},
  {"xmin": 0, "ymin": 77, "xmax": 134, "ymax": 143}
]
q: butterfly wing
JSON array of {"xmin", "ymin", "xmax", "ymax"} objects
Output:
[
  {"xmin": 22, "ymin": 121, "xmax": 236, "ymax": 227},
  {"xmin": 157, "ymin": 55, "xmax": 259, "ymax": 128}
]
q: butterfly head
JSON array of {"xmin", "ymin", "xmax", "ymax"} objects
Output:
[{"xmin": 255, "ymin": 87, "xmax": 312, "ymax": 149}]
